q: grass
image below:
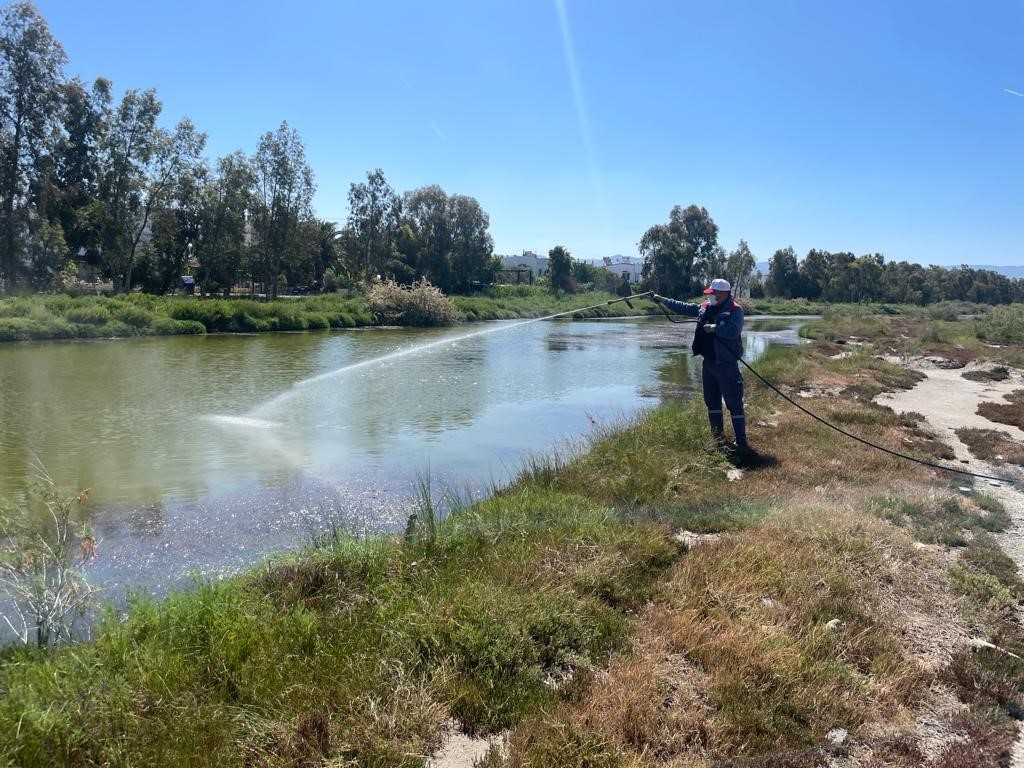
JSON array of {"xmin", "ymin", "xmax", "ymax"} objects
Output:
[
  {"xmin": 4, "ymin": 309, "xmax": 1024, "ymax": 766},
  {"xmin": 0, "ymin": 488, "xmax": 681, "ymax": 766},
  {"xmin": 962, "ymin": 366, "xmax": 1010, "ymax": 382},
  {"xmin": 486, "ymin": 506, "xmax": 948, "ymax": 767},
  {"xmin": 453, "ymin": 286, "xmax": 652, "ymax": 321},
  {"xmin": 0, "ymin": 289, "xmax": 661, "ymax": 343},
  {"xmin": 976, "ymin": 389, "xmax": 1024, "ymax": 430},
  {"xmin": 868, "ymin": 490, "xmax": 1011, "ymax": 547},
  {"xmin": 801, "ymin": 303, "xmax": 1024, "ymax": 369},
  {"xmin": 956, "ymin": 427, "xmax": 1024, "ymax": 466},
  {"xmin": 0, "ymin": 293, "xmax": 375, "ymax": 341}
]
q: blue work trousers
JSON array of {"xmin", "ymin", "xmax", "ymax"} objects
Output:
[{"xmin": 701, "ymin": 359, "xmax": 747, "ymax": 447}]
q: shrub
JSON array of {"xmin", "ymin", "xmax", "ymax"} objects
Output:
[
  {"xmin": 64, "ymin": 304, "xmax": 111, "ymax": 325},
  {"xmin": 0, "ymin": 473, "xmax": 96, "ymax": 647},
  {"xmin": 976, "ymin": 305, "xmax": 1024, "ymax": 343},
  {"xmin": 110, "ymin": 303, "xmax": 155, "ymax": 329},
  {"xmin": 367, "ymin": 279, "xmax": 460, "ymax": 327},
  {"xmin": 303, "ymin": 313, "xmax": 331, "ymax": 330},
  {"xmin": 151, "ymin": 317, "xmax": 206, "ymax": 335}
]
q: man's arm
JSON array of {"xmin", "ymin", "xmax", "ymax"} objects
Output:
[{"xmin": 653, "ymin": 295, "xmax": 701, "ymax": 318}]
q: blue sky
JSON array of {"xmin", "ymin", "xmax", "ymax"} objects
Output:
[{"xmin": 35, "ymin": 0, "xmax": 1024, "ymax": 266}]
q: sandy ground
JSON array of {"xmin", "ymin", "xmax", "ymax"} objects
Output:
[
  {"xmin": 875, "ymin": 359, "xmax": 1024, "ymax": 766},
  {"xmin": 426, "ymin": 722, "xmax": 506, "ymax": 768}
]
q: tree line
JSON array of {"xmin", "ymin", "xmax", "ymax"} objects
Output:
[
  {"xmin": 636, "ymin": 204, "xmax": 1024, "ymax": 306},
  {"xmin": 4, "ymin": 2, "xmax": 1018, "ymax": 306},
  {"xmin": 762, "ymin": 248, "xmax": 1024, "ymax": 305},
  {"xmin": 0, "ymin": 2, "xmax": 496, "ymax": 296}
]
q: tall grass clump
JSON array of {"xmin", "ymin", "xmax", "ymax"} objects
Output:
[
  {"xmin": 976, "ymin": 304, "xmax": 1024, "ymax": 343},
  {"xmin": 367, "ymin": 279, "xmax": 460, "ymax": 327}
]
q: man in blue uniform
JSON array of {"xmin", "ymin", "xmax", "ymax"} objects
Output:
[{"xmin": 652, "ymin": 278, "xmax": 749, "ymax": 452}]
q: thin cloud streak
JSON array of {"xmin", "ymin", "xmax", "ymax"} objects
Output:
[
  {"xmin": 1004, "ymin": 88, "xmax": 1024, "ymax": 98},
  {"xmin": 430, "ymin": 121, "xmax": 448, "ymax": 141}
]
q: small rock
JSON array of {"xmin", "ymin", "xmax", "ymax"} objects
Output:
[
  {"xmin": 726, "ymin": 468, "xmax": 743, "ymax": 482},
  {"xmin": 675, "ymin": 530, "xmax": 721, "ymax": 549},
  {"xmin": 762, "ymin": 596, "xmax": 775, "ymax": 608},
  {"xmin": 826, "ymin": 728, "xmax": 849, "ymax": 746},
  {"xmin": 825, "ymin": 619, "xmax": 845, "ymax": 633},
  {"xmin": 958, "ymin": 486, "xmax": 972, "ymax": 493}
]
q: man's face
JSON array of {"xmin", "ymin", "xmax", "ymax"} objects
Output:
[{"xmin": 713, "ymin": 290, "xmax": 729, "ymax": 303}]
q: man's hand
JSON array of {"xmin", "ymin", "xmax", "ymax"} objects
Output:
[
  {"xmin": 702, "ymin": 324, "xmax": 716, "ymax": 333},
  {"xmin": 650, "ymin": 293, "xmax": 662, "ymax": 304}
]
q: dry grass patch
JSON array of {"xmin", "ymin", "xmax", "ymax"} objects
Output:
[
  {"xmin": 975, "ymin": 389, "xmax": 1024, "ymax": 429},
  {"xmin": 961, "ymin": 366, "xmax": 1010, "ymax": 382},
  {"xmin": 956, "ymin": 427, "xmax": 1024, "ymax": 466},
  {"xmin": 487, "ymin": 506, "xmax": 943, "ymax": 767},
  {"xmin": 735, "ymin": 398, "xmax": 931, "ymax": 496}
]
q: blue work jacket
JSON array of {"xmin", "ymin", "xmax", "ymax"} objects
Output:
[{"xmin": 661, "ymin": 296, "xmax": 745, "ymax": 363}]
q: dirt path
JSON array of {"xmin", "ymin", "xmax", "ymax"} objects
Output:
[{"xmin": 875, "ymin": 360, "xmax": 1024, "ymax": 766}]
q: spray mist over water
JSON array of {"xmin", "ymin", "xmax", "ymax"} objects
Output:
[
  {"xmin": 206, "ymin": 298, "xmax": 623, "ymax": 428},
  {"xmin": 244, "ymin": 309, "xmax": 604, "ymax": 421}
]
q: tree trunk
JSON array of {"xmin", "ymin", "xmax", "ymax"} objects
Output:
[{"xmin": 2, "ymin": 122, "xmax": 23, "ymax": 290}]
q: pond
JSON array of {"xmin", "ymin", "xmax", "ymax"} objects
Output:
[{"xmin": 0, "ymin": 315, "xmax": 805, "ymax": 594}]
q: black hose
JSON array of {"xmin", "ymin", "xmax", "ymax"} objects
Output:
[
  {"xmin": 736, "ymin": 356, "xmax": 1016, "ymax": 485},
  {"xmin": 650, "ymin": 300, "xmax": 1017, "ymax": 485}
]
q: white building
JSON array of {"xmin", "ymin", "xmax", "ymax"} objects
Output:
[
  {"xmin": 596, "ymin": 254, "xmax": 644, "ymax": 285},
  {"xmin": 498, "ymin": 251, "xmax": 548, "ymax": 277},
  {"xmin": 497, "ymin": 251, "xmax": 646, "ymax": 286}
]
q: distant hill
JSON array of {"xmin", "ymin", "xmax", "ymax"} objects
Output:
[{"xmin": 753, "ymin": 261, "xmax": 1024, "ymax": 279}]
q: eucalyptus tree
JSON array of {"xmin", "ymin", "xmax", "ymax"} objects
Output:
[
  {"xmin": 343, "ymin": 169, "xmax": 400, "ymax": 282},
  {"xmin": 95, "ymin": 88, "xmax": 160, "ymax": 285},
  {"xmin": 701, "ymin": 245, "xmax": 727, "ymax": 286},
  {"xmin": 639, "ymin": 204, "xmax": 719, "ymax": 297},
  {"xmin": 48, "ymin": 77, "xmax": 111, "ymax": 269},
  {"xmin": 120, "ymin": 118, "xmax": 205, "ymax": 291},
  {"xmin": 312, "ymin": 218, "xmax": 340, "ymax": 285},
  {"xmin": 194, "ymin": 151, "xmax": 256, "ymax": 293},
  {"xmin": 448, "ymin": 194, "xmax": 493, "ymax": 293},
  {"xmin": 797, "ymin": 248, "xmax": 831, "ymax": 300},
  {"xmin": 252, "ymin": 121, "xmax": 314, "ymax": 297},
  {"xmin": 724, "ymin": 239, "xmax": 756, "ymax": 297},
  {"xmin": 0, "ymin": 0, "xmax": 66, "ymax": 290},
  {"xmin": 403, "ymin": 184, "xmax": 451, "ymax": 288},
  {"xmin": 765, "ymin": 246, "xmax": 799, "ymax": 298},
  {"xmin": 135, "ymin": 156, "xmax": 206, "ymax": 294}
]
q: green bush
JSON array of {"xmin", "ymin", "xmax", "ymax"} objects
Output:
[
  {"xmin": 303, "ymin": 313, "xmax": 331, "ymax": 330},
  {"xmin": 0, "ymin": 317, "xmax": 36, "ymax": 341},
  {"xmin": 64, "ymin": 304, "xmax": 111, "ymax": 325},
  {"xmin": 110, "ymin": 303, "xmax": 155, "ymax": 329},
  {"xmin": 976, "ymin": 305, "xmax": 1024, "ymax": 344}
]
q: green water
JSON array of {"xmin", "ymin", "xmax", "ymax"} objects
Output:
[{"xmin": 0, "ymin": 317, "xmax": 802, "ymax": 590}]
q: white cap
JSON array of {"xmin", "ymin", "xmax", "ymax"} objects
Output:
[{"xmin": 703, "ymin": 278, "xmax": 731, "ymax": 294}]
